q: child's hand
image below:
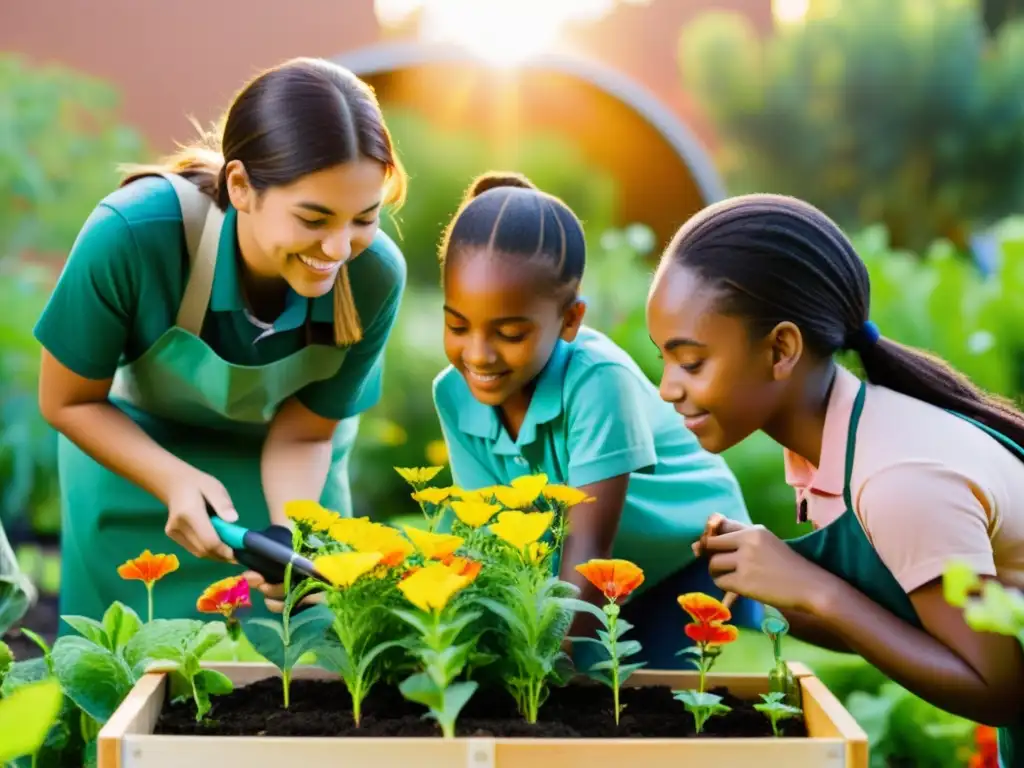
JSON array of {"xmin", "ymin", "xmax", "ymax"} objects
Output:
[{"xmin": 242, "ymin": 570, "xmax": 325, "ymax": 614}]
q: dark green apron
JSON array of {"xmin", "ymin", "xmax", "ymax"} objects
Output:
[{"xmin": 787, "ymin": 381, "xmax": 1021, "ymax": 767}]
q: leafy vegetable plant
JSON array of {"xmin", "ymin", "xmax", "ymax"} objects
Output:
[
  {"xmin": 673, "ymin": 592, "xmax": 739, "ymax": 733},
  {"xmin": 754, "ymin": 691, "xmax": 802, "ymax": 737}
]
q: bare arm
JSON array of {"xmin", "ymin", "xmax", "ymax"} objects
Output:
[
  {"xmin": 559, "ymin": 474, "xmax": 630, "ymax": 641},
  {"xmin": 261, "ymin": 397, "xmax": 338, "ymax": 526},
  {"xmin": 38, "ymin": 348, "xmax": 191, "ymax": 504},
  {"xmin": 807, "ymin": 571, "xmax": 1024, "ymax": 726},
  {"xmin": 778, "ymin": 608, "xmax": 855, "ymax": 653},
  {"xmin": 38, "ymin": 349, "xmax": 234, "ymax": 559}
]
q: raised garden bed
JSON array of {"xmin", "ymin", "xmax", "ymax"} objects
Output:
[{"xmin": 97, "ymin": 662, "xmax": 867, "ymax": 768}]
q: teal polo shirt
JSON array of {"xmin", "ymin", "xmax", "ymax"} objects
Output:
[
  {"xmin": 33, "ymin": 175, "xmax": 406, "ymax": 421},
  {"xmin": 432, "ymin": 326, "xmax": 751, "ymax": 591}
]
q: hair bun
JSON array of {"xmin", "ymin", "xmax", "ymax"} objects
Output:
[{"xmin": 468, "ymin": 171, "xmax": 536, "ymax": 199}]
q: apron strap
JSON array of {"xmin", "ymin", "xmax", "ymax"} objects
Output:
[
  {"xmin": 842, "ymin": 381, "xmax": 868, "ymax": 510},
  {"xmin": 158, "ymin": 173, "xmax": 224, "ymax": 336}
]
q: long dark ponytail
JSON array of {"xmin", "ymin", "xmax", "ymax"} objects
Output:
[{"xmin": 663, "ymin": 193, "xmax": 1024, "ymax": 451}]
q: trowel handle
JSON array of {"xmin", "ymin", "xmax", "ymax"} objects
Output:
[{"xmin": 207, "ymin": 510, "xmax": 248, "ymax": 551}]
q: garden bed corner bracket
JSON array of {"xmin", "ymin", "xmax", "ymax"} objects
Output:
[{"xmin": 466, "ymin": 737, "xmax": 496, "ymax": 768}]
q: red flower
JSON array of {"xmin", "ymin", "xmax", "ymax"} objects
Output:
[
  {"xmin": 575, "ymin": 559, "xmax": 645, "ymax": 602},
  {"xmin": 678, "ymin": 592, "xmax": 732, "ymax": 625},
  {"xmin": 969, "ymin": 726, "xmax": 999, "ymax": 768},
  {"xmin": 685, "ymin": 621, "xmax": 739, "ymax": 646},
  {"xmin": 196, "ymin": 576, "xmax": 251, "ymax": 618}
]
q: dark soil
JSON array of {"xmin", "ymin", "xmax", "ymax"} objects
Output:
[{"xmin": 156, "ymin": 677, "xmax": 808, "ymax": 739}]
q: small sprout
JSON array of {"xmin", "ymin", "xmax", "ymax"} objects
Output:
[{"xmin": 754, "ymin": 691, "xmax": 802, "ymax": 736}]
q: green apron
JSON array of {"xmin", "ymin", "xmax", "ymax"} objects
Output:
[
  {"xmin": 57, "ymin": 172, "xmax": 358, "ymax": 628},
  {"xmin": 786, "ymin": 381, "xmax": 1022, "ymax": 767}
]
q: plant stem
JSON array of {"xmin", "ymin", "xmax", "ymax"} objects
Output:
[
  {"xmin": 282, "ymin": 669, "xmax": 291, "ymax": 709},
  {"xmin": 146, "ymin": 584, "xmax": 154, "ymax": 623},
  {"xmin": 609, "ymin": 611, "xmax": 621, "ymax": 725}
]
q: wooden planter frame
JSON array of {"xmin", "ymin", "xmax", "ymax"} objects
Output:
[{"xmin": 97, "ymin": 661, "xmax": 867, "ymax": 768}]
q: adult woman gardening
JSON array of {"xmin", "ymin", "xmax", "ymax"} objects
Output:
[
  {"xmin": 34, "ymin": 57, "xmax": 408, "ymax": 626},
  {"xmin": 647, "ymin": 193, "xmax": 1024, "ymax": 765}
]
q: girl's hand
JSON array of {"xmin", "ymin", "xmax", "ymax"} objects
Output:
[
  {"xmin": 696, "ymin": 514, "xmax": 821, "ymax": 613},
  {"xmin": 242, "ymin": 571, "xmax": 325, "ymax": 614}
]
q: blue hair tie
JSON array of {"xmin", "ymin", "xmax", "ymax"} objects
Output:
[{"xmin": 861, "ymin": 320, "xmax": 881, "ymax": 345}]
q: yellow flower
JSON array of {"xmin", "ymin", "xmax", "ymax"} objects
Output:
[
  {"xmin": 402, "ymin": 525, "xmax": 464, "ymax": 560},
  {"xmin": 398, "ymin": 562, "xmax": 472, "ymax": 613},
  {"xmin": 490, "ymin": 511, "xmax": 554, "ymax": 550},
  {"xmin": 327, "ymin": 516, "xmax": 376, "ymax": 545},
  {"xmin": 425, "ymin": 439, "xmax": 449, "ymax": 466},
  {"xmin": 542, "ymin": 484, "xmax": 596, "ymax": 507},
  {"xmin": 348, "ymin": 523, "xmax": 415, "ymax": 567},
  {"xmin": 412, "ymin": 487, "xmax": 459, "ymax": 505},
  {"xmin": 284, "ymin": 500, "xmax": 340, "ymax": 532},
  {"xmin": 528, "ymin": 541, "xmax": 551, "ymax": 564},
  {"xmin": 511, "ymin": 473, "xmax": 549, "ymax": 498},
  {"xmin": 394, "ymin": 466, "xmax": 444, "ymax": 485},
  {"xmin": 492, "ymin": 486, "xmax": 539, "ymax": 510},
  {"xmin": 451, "ymin": 500, "xmax": 501, "ymax": 528},
  {"xmin": 458, "ymin": 486, "xmax": 499, "ymax": 503},
  {"xmin": 314, "ymin": 552, "xmax": 383, "ymax": 588}
]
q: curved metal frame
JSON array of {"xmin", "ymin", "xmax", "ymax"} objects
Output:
[{"xmin": 334, "ymin": 41, "xmax": 727, "ymax": 204}]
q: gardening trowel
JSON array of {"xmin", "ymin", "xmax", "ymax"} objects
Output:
[{"xmin": 205, "ymin": 503, "xmax": 329, "ymax": 586}]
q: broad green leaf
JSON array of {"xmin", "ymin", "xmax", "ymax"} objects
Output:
[
  {"xmin": 195, "ymin": 668, "xmax": 234, "ymax": 696},
  {"xmin": 440, "ymin": 680, "xmax": 477, "ymax": 725},
  {"xmin": 51, "ymin": 636, "xmax": 134, "ymax": 724},
  {"xmin": 356, "ymin": 639, "xmax": 405, "ymax": 678},
  {"xmin": 0, "ymin": 677, "xmax": 63, "ymax": 762},
  {"xmin": 0, "ymin": 574, "xmax": 34, "ymax": 637},
  {"xmin": 399, "ymin": 671, "xmax": 443, "ymax": 710},
  {"xmin": 187, "ymin": 622, "xmax": 227, "ymax": 661},
  {"xmin": 1, "ymin": 658, "xmax": 48, "ymax": 696},
  {"xmin": 241, "ymin": 619, "xmax": 286, "ymax": 670},
  {"xmin": 616, "ymin": 640, "xmax": 642, "ymax": 658},
  {"xmin": 123, "ymin": 619, "xmax": 202, "ymax": 673},
  {"xmin": 61, "ymin": 616, "xmax": 110, "ymax": 650},
  {"xmin": 102, "ymin": 602, "xmax": 143, "ymax": 652},
  {"xmin": 391, "ymin": 608, "xmax": 432, "ymax": 636}
]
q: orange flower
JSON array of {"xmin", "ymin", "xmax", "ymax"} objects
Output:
[
  {"xmin": 969, "ymin": 725, "xmax": 1000, "ymax": 768},
  {"xmin": 117, "ymin": 550, "xmax": 179, "ymax": 586},
  {"xmin": 196, "ymin": 576, "xmax": 251, "ymax": 617},
  {"xmin": 442, "ymin": 555, "xmax": 482, "ymax": 581},
  {"xmin": 685, "ymin": 621, "xmax": 739, "ymax": 646},
  {"xmin": 678, "ymin": 592, "xmax": 732, "ymax": 625},
  {"xmin": 576, "ymin": 559, "xmax": 645, "ymax": 602}
]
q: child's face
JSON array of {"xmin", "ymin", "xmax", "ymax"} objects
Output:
[
  {"xmin": 443, "ymin": 253, "xmax": 583, "ymax": 408},
  {"xmin": 646, "ymin": 262, "xmax": 788, "ymax": 454}
]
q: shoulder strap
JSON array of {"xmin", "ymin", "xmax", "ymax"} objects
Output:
[
  {"xmin": 842, "ymin": 381, "xmax": 867, "ymax": 510},
  {"xmin": 157, "ymin": 173, "xmax": 224, "ymax": 336},
  {"xmin": 947, "ymin": 410, "xmax": 1024, "ymax": 460}
]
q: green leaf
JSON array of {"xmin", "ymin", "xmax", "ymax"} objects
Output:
[
  {"xmin": 20, "ymin": 627, "xmax": 50, "ymax": 658},
  {"xmin": 51, "ymin": 636, "xmax": 134, "ymax": 724},
  {"xmin": 0, "ymin": 573, "xmax": 35, "ymax": 637},
  {"xmin": 187, "ymin": 622, "xmax": 227, "ymax": 661},
  {"xmin": 102, "ymin": 602, "xmax": 143, "ymax": 652},
  {"xmin": 399, "ymin": 671, "xmax": 443, "ymax": 710},
  {"xmin": 356, "ymin": 639, "xmax": 406, "ymax": 679},
  {"xmin": 440, "ymin": 680, "xmax": 478, "ymax": 725},
  {"xmin": 61, "ymin": 616, "xmax": 110, "ymax": 650},
  {"xmin": 241, "ymin": 619, "xmax": 286, "ymax": 670},
  {"xmin": 391, "ymin": 607, "xmax": 433, "ymax": 636},
  {"xmin": 123, "ymin": 619, "xmax": 203, "ymax": 674},
  {"xmin": 477, "ymin": 597, "xmax": 530, "ymax": 638},
  {"xmin": 0, "ymin": 677, "xmax": 64, "ymax": 762},
  {"xmin": 1, "ymin": 658, "xmax": 48, "ymax": 696},
  {"xmin": 556, "ymin": 597, "xmax": 608, "ymax": 626},
  {"xmin": 615, "ymin": 640, "xmax": 642, "ymax": 658},
  {"xmin": 313, "ymin": 637, "xmax": 355, "ymax": 679},
  {"xmin": 284, "ymin": 606, "xmax": 333, "ymax": 669},
  {"xmin": 0, "ymin": 640, "xmax": 13, "ymax": 684},
  {"xmin": 195, "ymin": 668, "xmax": 234, "ymax": 696}
]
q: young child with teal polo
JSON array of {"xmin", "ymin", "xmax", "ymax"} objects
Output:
[{"xmin": 431, "ymin": 171, "xmax": 761, "ymax": 669}]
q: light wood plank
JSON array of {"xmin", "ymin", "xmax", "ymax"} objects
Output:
[
  {"xmin": 97, "ymin": 674, "xmax": 166, "ymax": 768},
  {"xmin": 801, "ymin": 675, "xmax": 868, "ymax": 768}
]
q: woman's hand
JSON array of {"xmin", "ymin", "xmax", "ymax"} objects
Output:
[
  {"xmin": 164, "ymin": 468, "xmax": 238, "ymax": 562},
  {"xmin": 242, "ymin": 571, "xmax": 326, "ymax": 614},
  {"xmin": 694, "ymin": 514, "xmax": 821, "ymax": 613}
]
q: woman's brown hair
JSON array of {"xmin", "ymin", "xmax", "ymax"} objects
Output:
[{"xmin": 121, "ymin": 57, "xmax": 407, "ymax": 346}]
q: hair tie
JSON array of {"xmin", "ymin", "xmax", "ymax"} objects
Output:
[{"xmin": 847, "ymin": 319, "xmax": 880, "ymax": 350}]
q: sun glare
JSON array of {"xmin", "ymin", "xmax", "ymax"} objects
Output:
[{"xmin": 375, "ymin": 0, "xmax": 651, "ymax": 66}]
